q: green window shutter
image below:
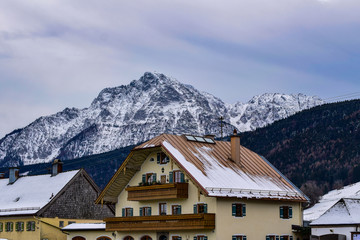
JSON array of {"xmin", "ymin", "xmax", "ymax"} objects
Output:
[
  {"xmin": 289, "ymin": 207, "xmax": 293, "ymax": 218},
  {"xmin": 147, "ymin": 207, "xmax": 152, "ymax": 216},
  {"xmin": 280, "ymin": 237, "xmax": 284, "ymax": 240},
  {"xmin": 179, "ymin": 205, "xmax": 182, "ymax": 214},
  {"xmin": 169, "ymin": 171, "xmax": 173, "ymax": 183},
  {"xmin": 266, "ymin": 236, "xmax": 270, "ymax": 240},
  {"xmin": 139, "ymin": 207, "xmax": 143, "ymax": 216},
  {"xmin": 122, "ymin": 208, "xmax": 125, "ymax": 217},
  {"xmin": 194, "ymin": 236, "xmax": 197, "ymax": 240},
  {"xmin": 20, "ymin": 222, "xmax": 23, "ymax": 231},
  {"xmin": 232, "ymin": 204, "xmax": 236, "ymax": 216},
  {"xmin": 242, "ymin": 204, "xmax": 246, "ymax": 216},
  {"xmin": 157, "ymin": 153, "xmax": 160, "ymax": 164},
  {"xmin": 130, "ymin": 208, "xmax": 133, "ymax": 216},
  {"xmin": 153, "ymin": 173, "xmax": 157, "ymax": 183},
  {"xmin": 204, "ymin": 204, "xmax": 208, "ymax": 213},
  {"xmin": 0, "ymin": 222, "xmax": 3, "ymax": 232},
  {"xmin": 204, "ymin": 237, "xmax": 207, "ymax": 240},
  {"xmin": 142, "ymin": 174, "xmax": 146, "ymax": 184},
  {"xmin": 243, "ymin": 236, "xmax": 247, "ymax": 240},
  {"xmin": 10, "ymin": 222, "xmax": 13, "ymax": 232},
  {"xmin": 15, "ymin": 222, "xmax": 18, "ymax": 231},
  {"xmin": 26, "ymin": 222, "xmax": 29, "ymax": 231},
  {"xmin": 181, "ymin": 172, "xmax": 185, "ymax": 183},
  {"xmin": 276, "ymin": 236, "xmax": 279, "ymax": 240},
  {"xmin": 280, "ymin": 206, "xmax": 284, "ymax": 218},
  {"xmin": 193, "ymin": 204, "xmax": 197, "ymax": 214},
  {"xmin": 232, "ymin": 236, "xmax": 237, "ymax": 240}
]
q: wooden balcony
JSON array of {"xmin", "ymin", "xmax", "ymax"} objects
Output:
[
  {"xmin": 105, "ymin": 213, "xmax": 215, "ymax": 231},
  {"xmin": 125, "ymin": 183, "xmax": 188, "ymax": 201}
]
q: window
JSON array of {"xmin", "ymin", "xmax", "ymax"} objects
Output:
[
  {"xmin": 232, "ymin": 203, "xmax": 246, "ymax": 217},
  {"xmin": 194, "ymin": 203, "xmax": 207, "ymax": 214},
  {"xmin": 122, "ymin": 207, "xmax": 133, "ymax": 217},
  {"xmin": 232, "ymin": 236, "xmax": 247, "ymax": 240},
  {"xmin": 15, "ymin": 221, "xmax": 24, "ymax": 231},
  {"xmin": 280, "ymin": 236, "xmax": 293, "ymax": 240},
  {"xmin": 280, "ymin": 206, "xmax": 293, "ymax": 219},
  {"xmin": 169, "ymin": 171, "xmax": 185, "ymax": 183},
  {"xmin": 59, "ymin": 221, "xmax": 64, "ymax": 228},
  {"xmin": 5, "ymin": 222, "xmax": 13, "ymax": 232},
  {"xmin": 72, "ymin": 237, "xmax": 86, "ymax": 240},
  {"xmin": 96, "ymin": 237, "xmax": 111, "ymax": 240},
  {"xmin": 142, "ymin": 173, "xmax": 157, "ymax": 184},
  {"xmin": 172, "ymin": 236, "xmax": 182, "ymax": 240},
  {"xmin": 159, "ymin": 203, "xmax": 167, "ymax": 215},
  {"xmin": 141, "ymin": 236, "xmax": 152, "ymax": 240},
  {"xmin": 172, "ymin": 205, "xmax": 182, "ymax": 215},
  {"xmin": 194, "ymin": 235, "xmax": 207, "ymax": 240},
  {"xmin": 266, "ymin": 235, "xmax": 279, "ymax": 240},
  {"xmin": 157, "ymin": 152, "xmax": 169, "ymax": 164},
  {"xmin": 140, "ymin": 206, "xmax": 152, "ymax": 216},
  {"xmin": 0, "ymin": 222, "xmax": 3, "ymax": 232},
  {"xmin": 124, "ymin": 236, "xmax": 134, "ymax": 240},
  {"xmin": 27, "ymin": 221, "xmax": 35, "ymax": 231}
]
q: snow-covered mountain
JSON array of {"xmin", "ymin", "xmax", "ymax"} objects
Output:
[{"xmin": 0, "ymin": 72, "xmax": 324, "ymax": 167}]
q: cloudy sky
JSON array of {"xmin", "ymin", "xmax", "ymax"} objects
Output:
[{"xmin": 0, "ymin": 0, "xmax": 360, "ymax": 137}]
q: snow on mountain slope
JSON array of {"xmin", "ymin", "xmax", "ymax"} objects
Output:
[{"xmin": 0, "ymin": 72, "xmax": 324, "ymax": 166}]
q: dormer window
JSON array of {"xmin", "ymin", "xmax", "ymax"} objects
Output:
[{"xmin": 157, "ymin": 152, "xmax": 169, "ymax": 164}]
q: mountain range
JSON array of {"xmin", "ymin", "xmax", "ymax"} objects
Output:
[{"xmin": 0, "ymin": 72, "xmax": 323, "ymax": 167}]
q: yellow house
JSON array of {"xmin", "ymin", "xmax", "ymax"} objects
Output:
[
  {"xmin": 0, "ymin": 161, "xmax": 114, "ymax": 240},
  {"xmin": 66, "ymin": 133, "xmax": 308, "ymax": 240}
]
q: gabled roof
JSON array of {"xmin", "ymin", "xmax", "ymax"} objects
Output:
[
  {"xmin": 304, "ymin": 181, "xmax": 360, "ymax": 221},
  {"xmin": 311, "ymin": 198, "xmax": 360, "ymax": 226},
  {"xmin": 0, "ymin": 170, "xmax": 80, "ymax": 216},
  {"xmin": 96, "ymin": 134, "xmax": 307, "ymax": 204}
]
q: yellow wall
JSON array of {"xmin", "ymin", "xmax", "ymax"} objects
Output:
[
  {"xmin": 0, "ymin": 216, "xmax": 102, "ymax": 240},
  {"xmin": 66, "ymin": 230, "xmax": 114, "ymax": 240}
]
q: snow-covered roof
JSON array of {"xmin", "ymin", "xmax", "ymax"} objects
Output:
[
  {"xmin": 0, "ymin": 170, "xmax": 79, "ymax": 216},
  {"xmin": 304, "ymin": 181, "xmax": 360, "ymax": 221},
  {"xmin": 311, "ymin": 198, "xmax": 360, "ymax": 225},
  {"xmin": 62, "ymin": 223, "xmax": 105, "ymax": 231},
  {"xmin": 97, "ymin": 134, "xmax": 307, "ymax": 203}
]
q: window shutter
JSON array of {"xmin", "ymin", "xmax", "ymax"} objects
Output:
[
  {"xmin": 280, "ymin": 237, "xmax": 284, "ymax": 240},
  {"xmin": 21, "ymin": 222, "xmax": 24, "ymax": 231},
  {"xmin": 266, "ymin": 236, "xmax": 270, "ymax": 240},
  {"xmin": 26, "ymin": 222, "xmax": 29, "ymax": 231},
  {"xmin": 243, "ymin": 236, "xmax": 247, "ymax": 240},
  {"xmin": 10, "ymin": 222, "xmax": 13, "ymax": 231},
  {"xmin": 280, "ymin": 206, "xmax": 284, "ymax": 218},
  {"xmin": 276, "ymin": 236, "xmax": 279, "ymax": 240},
  {"xmin": 232, "ymin": 204, "xmax": 236, "ymax": 216},
  {"xmin": 122, "ymin": 208, "xmax": 125, "ymax": 217},
  {"xmin": 242, "ymin": 204, "xmax": 246, "ymax": 216},
  {"xmin": 169, "ymin": 171, "xmax": 173, "ymax": 183},
  {"xmin": 142, "ymin": 174, "xmax": 146, "ymax": 184},
  {"xmin": 130, "ymin": 208, "xmax": 133, "ymax": 216},
  {"xmin": 157, "ymin": 153, "xmax": 160, "ymax": 164},
  {"xmin": 289, "ymin": 207, "xmax": 293, "ymax": 218},
  {"xmin": 0, "ymin": 222, "xmax": 3, "ymax": 232},
  {"xmin": 139, "ymin": 207, "xmax": 143, "ymax": 216},
  {"xmin": 232, "ymin": 236, "xmax": 237, "ymax": 240},
  {"xmin": 204, "ymin": 236, "xmax": 208, "ymax": 240},
  {"xmin": 178, "ymin": 237, "xmax": 182, "ymax": 240},
  {"xmin": 204, "ymin": 204, "xmax": 208, "ymax": 213},
  {"xmin": 153, "ymin": 173, "xmax": 157, "ymax": 183},
  {"xmin": 179, "ymin": 205, "xmax": 182, "ymax": 214},
  {"xmin": 148, "ymin": 207, "xmax": 152, "ymax": 216},
  {"xmin": 193, "ymin": 204, "xmax": 197, "ymax": 214},
  {"xmin": 194, "ymin": 237, "xmax": 197, "ymax": 240},
  {"xmin": 15, "ymin": 222, "xmax": 18, "ymax": 231},
  {"xmin": 181, "ymin": 172, "xmax": 185, "ymax": 183}
]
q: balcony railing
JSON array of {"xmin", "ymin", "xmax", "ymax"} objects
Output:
[
  {"xmin": 126, "ymin": 183, "xmax": 188, "ymax": 201},
  {"xmin": 105, "ymin": 213, "xmax": 215, "ymax": 231}
]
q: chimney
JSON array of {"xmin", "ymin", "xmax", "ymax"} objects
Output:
[
  {"xmin": 231, "ymin": 129, "xmax": 241, "ymax": 165},
  {"xmin": 9, "ymin": 167, "xmax": 19, "ymax": 184},
  {"xmin": 52, "ymin": 159, "xmax": 63, "ymax": 176},
  {"xmin": 0, "ymin": 172, "xmax": 5, "ymax": 179}
]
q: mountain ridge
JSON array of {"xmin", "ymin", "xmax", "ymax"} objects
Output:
[{"xmin": 0, "ymin": 72, "xmax": 323, "ymax": 167}]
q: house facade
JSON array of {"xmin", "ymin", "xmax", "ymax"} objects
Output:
[
  {"xmin": 67, "ymin": 133, "xmax": 308, "ymax": 240},
  {"xmin": 0, "ymin": 160, "xmax": 114, "ymax": 240}
]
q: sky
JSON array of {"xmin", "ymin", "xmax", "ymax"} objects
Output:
[{"xmin": 0, "ymin": 0, "xmax": 360, "ymax": 138}]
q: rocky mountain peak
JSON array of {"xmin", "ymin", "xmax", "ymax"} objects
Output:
[{"xmin": 0, "ymin": 72, "xmax": 324, "ymax": 167}]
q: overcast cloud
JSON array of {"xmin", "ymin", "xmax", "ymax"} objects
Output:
[{"xmin": 0, "ymin": 0, "xmax": 360, "ymax": 137}]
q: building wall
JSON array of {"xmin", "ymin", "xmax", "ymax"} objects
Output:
[
  {"xmin": 311, "ymin": 225, "xmax": 355, "ymax": 240},
  {"xmin": 0, "ymin": 216, "xmax": 102, "ymax": 240},
  {"xmin": 216, "ymin": 198, "xmax": 302, "ymax": 239},
  {"xmin": 41, "ymin": 172, "xmax": 114, "ymax": 219},
  {"xmin": 66, "ymin": 230, "xmax": 114, "ymax": 240}
]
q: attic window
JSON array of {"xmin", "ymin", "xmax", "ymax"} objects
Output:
[
  {"xmin": 185, "ymin": 135, "xmax": 215, "ymax": 144},
  {"xmin": 13, "ymin": 197, "xmax": 20, "ymax": 202}
]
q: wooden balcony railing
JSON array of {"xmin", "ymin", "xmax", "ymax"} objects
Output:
[
  {"xmin": 125, "ymin": 183, "xmax": 188, "ymax": 201},
  {"xmin": 105, "ymin": 213, "xmax": 215, "ymax": 231}
]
